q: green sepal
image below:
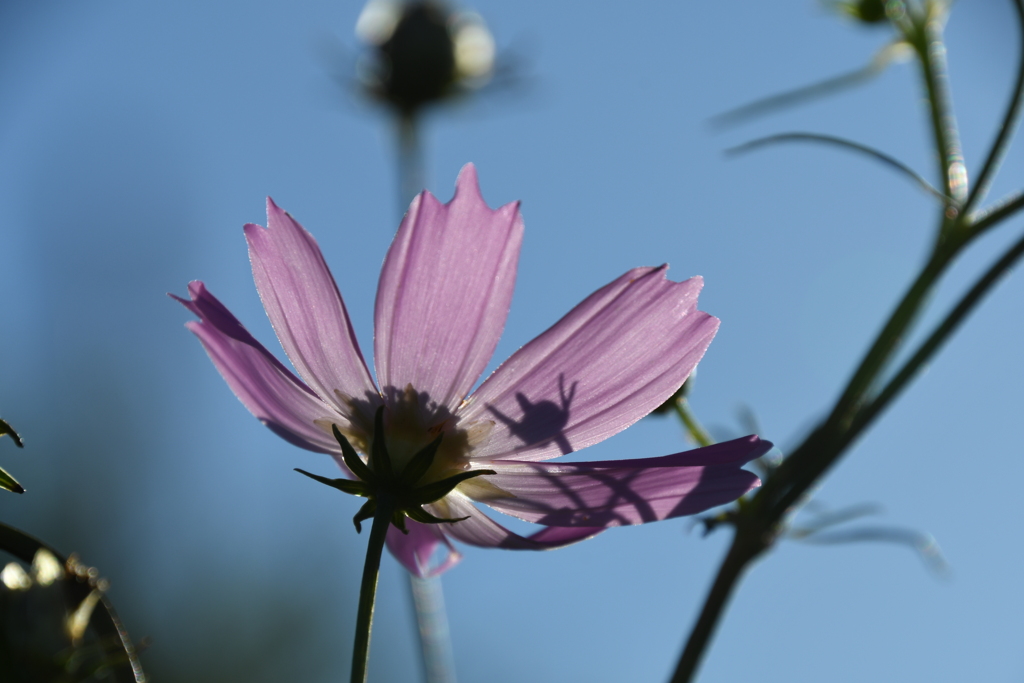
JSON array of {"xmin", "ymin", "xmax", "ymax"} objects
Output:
[
  {"xmin": 332, "ymin": 424, "xmax": 375, "ymax": 484},
  {"xmin": 353, "ymin": 499, "xmax": 377, "ymax": 533},
  {"xmin": 312, "ymin": 413, "xmax": 492, "ymax": 534},
  {"xmin": 405, "ymin": 506, "xmax": 470, "ymax": 526},
  {"xmin": 294, "ymin": 468, "xmax": 370, "ymax": 497},
  {"xmin": 390, "ymin": 510, "xmax": 409, "ymax": 534},
  {"xmin": 369, "ymin": 407, "xmax": 394, "ymax": 482},
  {"xmin": 0, "ymin": 419, "xmax": 23, "ymax": 448},
  {"xmin": 410, "ymin": 469, "xmax": 496, "ymax": 506},
  {"xmin": 0, "ymin": 465, "xmax": 24, "ymax": 494},
  {"xmin": 398, "ymin": 433, "xmax": 443, "ymax": 488}
]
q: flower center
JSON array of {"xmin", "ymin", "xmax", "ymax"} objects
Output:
[
  {"xmin": 301, "ymin": 385, "xmax": 494, "ymax": 534},
  {"xmin": 377, "ymin": 384, "xmax": 480, "ymax": 486}
]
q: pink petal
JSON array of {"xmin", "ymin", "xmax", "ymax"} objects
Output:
[
  {"xmin": 245, "ymin": 199, "xmax": 377, "ymax": 412},
  {"xmin": 386, "ymin": 520, "xmax": 462, "ymax": 577},
  {"xmin": 173, "ymin": 282, "xmax": 340, "ymax": 454},
  {"xmin": 374, "ymin": 164, "xmax": 524, "ymax": 412},
  {"xmin": 437, "ymin": 494, "xmax": 603, "ymax": 550},
  {"xmin": 469, "ymin": 436, "xmax": 768, "ymax": 527},
  {"xmin": 461, "ymin": 267, "xmax": 719, "ymax": 461}
]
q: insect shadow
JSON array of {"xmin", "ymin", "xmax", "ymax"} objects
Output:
[{"xmin": 487, "ymin": 374, "xmax": 577, "ymax": 455}]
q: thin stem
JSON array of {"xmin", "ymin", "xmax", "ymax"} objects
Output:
[
  {"xmin": 409, "ymin": 575, "xmax": 459, "ymax": 683},
  {"xmin": 351, "ymin": 497, "xmax": 395, "ymax": 683},
  {"xmin": 912, "ymin": 11, "xmax": 966, "ymax": 208},
  {"xmin": 852, "ymin": 226, "xmax": 1024, "ymax": 443},
  {"xmin": 669, "ymin": 527, "xmax": 768, "ymax": 683},
  {"xmin": 397, "ymin": 113, "xmax": 424, "ymax": 212},
  {"xmin": 971, "ymin": 190, "xmax": 1024, "ymax": 237},
  {"xmin": 673, "ymin": 399, "xmax": 715, "ymax": 448},
  {"xmin": 764, "ymin": 244, "xmax": 948, "ymax": 516},
  {"xmin": 789, "ymin": 245, "xmax": 951, "ymax": 455},
  {"xmin": 962, "ymin": 0, "xmax": 1024, "ymax": 216}
]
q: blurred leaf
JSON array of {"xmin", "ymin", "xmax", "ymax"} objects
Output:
[
  {"xmin": 788, "ymin": 503, "xmax": 949, "ymax": 576},
  {"xmin": 0, "ymin": 419, "xmax": 22, "ymax": 448},
  {"xmin": 709, "ymin": 41, "xmax": 908, "ymax": 128},
  {"xmin": 0, "ymin": 465, "xmax": 24, "ymax": 494},
  {"xmin": 796, "ymin": 525, "xmax": 949, "ymax": 575}
]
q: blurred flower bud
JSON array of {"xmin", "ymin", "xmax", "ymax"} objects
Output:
[
  {"xmin": 833, "ymin": 0, "xmax": 893, "ymax": 25},
  {"xmin": 356, "ymin": 0, "xmax": 495, "ymax": 114}
]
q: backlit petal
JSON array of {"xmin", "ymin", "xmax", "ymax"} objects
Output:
[
  {"xmin": 466, "ymin": 436, "xmax": 768, "ymax": 527},
  {"xmin": 174, "ymin": 282, "xmax": 339, "ymax": 454},
  {"xmin": 375, "ymin": 164, "xmax": 523, "ymax": 412},
  {"xmin": 246, "ymin": 199, "xmax": 377, "ymax": 412},
  {"xmin": 462, "ymin": 267, "xmax": 718, "ymax": 461},
  {"xmin": 436, "ymin": 493, "xmax": 603, "ymax": 549}
]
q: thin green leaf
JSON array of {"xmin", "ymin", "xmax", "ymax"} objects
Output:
[
  {"xmin": 797, "ymin": 526, "xmax": 948, "ymax": 575},
  {"xmin": 709, "ymin": 42, "xmax": 903, "ymax": 128},
  {"xmin": 786, "ymin": 503, "xmax": 882, "ymax": 539},
  {"xmin": 0, "ymin": 418, "xmax": 23, "ymax": 448},
  {"xmin": 727, "ymin": 132, "xmax": 953, "ymax": 204},
  {"xmin": 0, "ymin": 465, "xmax": 24, "ymax": 493}
]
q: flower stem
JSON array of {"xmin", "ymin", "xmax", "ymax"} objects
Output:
[
  {"xmin": 351, "ymin": 496, "xmax": 395, "ymax": 683},
  {"xmin": 673, "ymin": 399, "xmax": 715, "ymax": 448},
  {"xmin": 408, "ymin": 574, "xmax": 459, "ymax": 683},
  {"xmin": 397, "ymin": 113, "xmax": 424, "ymax": 212}
]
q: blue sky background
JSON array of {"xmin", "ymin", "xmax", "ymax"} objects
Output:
[{"xmin": 1, "ymin": 1, "xmax": 1022, "ymax": 681}]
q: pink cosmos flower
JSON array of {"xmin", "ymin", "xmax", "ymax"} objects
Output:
[{"xmin": 176, "ymin": 165, "xmax": 770, "ymax": 577}]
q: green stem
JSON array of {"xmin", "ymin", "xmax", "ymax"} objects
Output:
[
  {"xmin": 970, "ymin": 190, "xmax": 1024, "ymax": 236},
  {"xmin": 673, "ymin": 399, "xmax": 715, "ymax": 448},
  {"xmin": 671, "ymin": 3, "xmax": 1024, "ymax": 682},
  {"xmin": 351, "ymin": 497, "xmax": 395, "ymax": 683},
  {"xmin": 763, "ymin": 249, "xmax": 954, "ymax": 518},
  {"xmin": 851, "ymin": 226, "xmax": 1024, "ymax": 445},
  {"xmin": 669, "ymin": 526, "xmax": 768, "ymax": 683},
  {"xmin": 397, "ymin": 113, "xmax": 424, "ymax": 212},
  {"xmin": 911, "ymin": 10, "xmax": 966, "ymax": 209},
  {"xmin": 962, "ymin": 0, "xmax": 1024, "ymax": 216}
]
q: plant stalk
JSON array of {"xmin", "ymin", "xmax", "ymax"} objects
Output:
[{"xmin": 351, "ymin": 497, "xmax": 395, "ymax": 683}]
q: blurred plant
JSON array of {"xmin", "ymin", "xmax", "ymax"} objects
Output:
[
  {"xmin": 653, "ymin": 393, "xmax": 948, "ymax": 574},
  {"xmin": 0, "ymin": 524, "xmax": 146, "ymax": 683},
  {"xmin": 0, "ymin": 418, "xmax": 24, "ymax": 494},
  {"xmin": 355, "ymin": 0, "xmax": 496, "ymax": 207},
  {"xmin": 355, "ymin": 0, "xmax": 495, "ymax": 116},
  {"xmin": 669, "ymin": 0, "xmax": 1024, "ymax": 680},
  {"xmin": 833, "ymin": 0, "xmax": 890, "ymax": 25},
  {"xmin": 710, "ymin": 0, "xmax": 917, "ymax": 129}
]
